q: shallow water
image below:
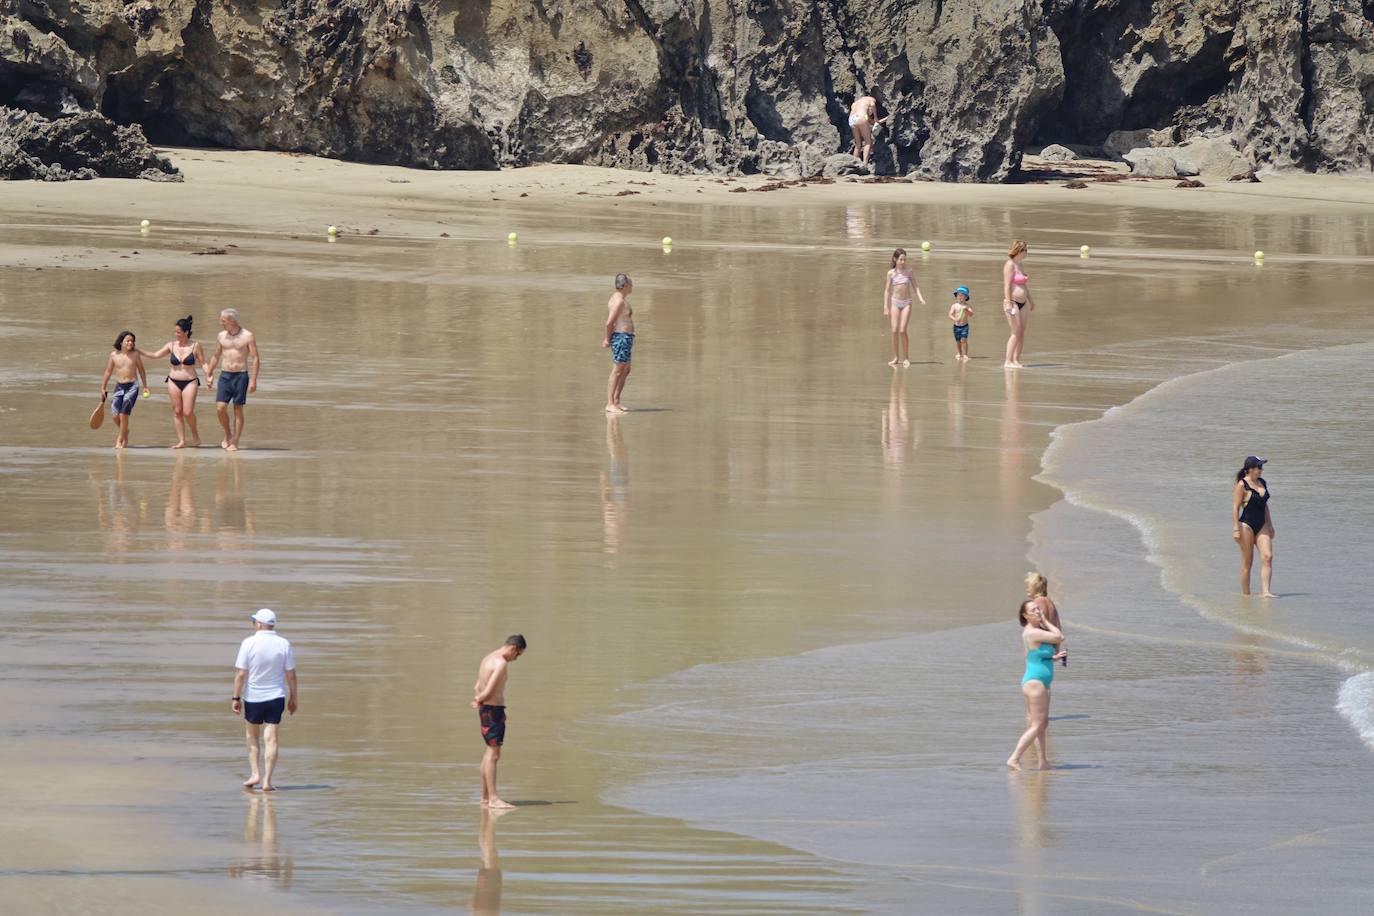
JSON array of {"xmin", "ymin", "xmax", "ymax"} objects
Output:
[{"xmin": 2, "ymin": 185, "xmax": 1374, "ymax": 911}]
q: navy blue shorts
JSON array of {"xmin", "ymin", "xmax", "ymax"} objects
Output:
[
  {"xmin": 216, "ymin": 371, "xmax": 249, "ymax": 405},
  {"xmin": 244, "ymin": 696, "xmax": 285, "ymax": 725},
  {"xmin": 610, "ymin": 332, "xmax": 634, "ymax": 364},
  {"xmin": 111, "ymin": 381, "xmax": 140, "ymax": 416},
  {"xmin": 952, "ymin": 323, "xmax": 969, "ymax": 341},
  {"xmin": 479, "ymin": 704, "xmax": 506, "ymax": 746}
]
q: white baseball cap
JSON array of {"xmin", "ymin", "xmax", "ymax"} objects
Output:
[{"xmin": 250, "ymin": 608, "xmax": 278, "ymax": 626}]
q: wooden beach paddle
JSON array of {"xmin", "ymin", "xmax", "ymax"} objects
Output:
[{"xmin": 89, "ymin": 392, "xmax": 107, "ymax": 429}]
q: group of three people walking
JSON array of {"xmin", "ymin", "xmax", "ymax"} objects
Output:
[{"xmin": 98, "ymin": 308, "xmax": 261, "ymax": 449}]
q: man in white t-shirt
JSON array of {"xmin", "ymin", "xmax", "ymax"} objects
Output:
[{"xmin": 232, "ymin": 608, "xmax": 298, "ymax": 791}]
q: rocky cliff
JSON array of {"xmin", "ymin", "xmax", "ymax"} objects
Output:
[{"xmin": 3, "ymin": 0, "xmax": 1373, "ymax": 181}]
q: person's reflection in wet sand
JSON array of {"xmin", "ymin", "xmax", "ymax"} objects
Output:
[
  {"xmin": 999, "ymin": 368, "xmax": 1024, "ymax": 513},
  {"xmin": 214, "ymin": 453, "xmax": 256, "ymax": 543},
  {"xmin": 1230, "ymin": 624, "xmax": 1270, "ymax": 685},
  {"xmin": 601, "ymin": 414, "xmax": 628, "ymax": 558},
  {"xmin": 1010, "ymin": 769, "xmax": 1052, "ymax": 916},
  {"xmin": 228, "ymin": 790, "xmax": 293, "ymax": 889},
  {"xmin": 164, "ymin": 452, "xmax": 207, "ymax": 544},
  {"xmin": 471, "ymin": 806, "xmax": 510, "ymax": 915},
  {"xmin": 946, "ymin": 364, "xmax": 967, "ymax": 449},
  {"xmin": 93, "ymin": 451, "xmax": 144, "ymax": 553},
  {"xmin": 881, "ymin": 371, "xmax": 917, "ymax": 468},
  {"xmin": 844, "ymin": 205, "xmax": 872, "ymax": 240}
]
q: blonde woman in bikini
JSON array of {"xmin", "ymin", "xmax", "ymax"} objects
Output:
[
  {"xmin": 1002, "ymin": 240, "xmax": 1034, "ymax": 368},
  {"xmin": 848, "ymin": 93, "xmax": 891, "ymax": 167},
  {"xmin": 882, "ymin": 248, "xmax": 925, "ymax": 367}
]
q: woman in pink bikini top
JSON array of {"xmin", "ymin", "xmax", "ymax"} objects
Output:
[{"xmin": 1002, "ymin": 239, "xmax": 1034, "ymax": 369}]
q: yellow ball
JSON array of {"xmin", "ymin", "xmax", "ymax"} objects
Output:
[
  {"xmin": 1080, "ymin": 245, "xmax": 1090, "ymax": 254},
  {"xmin": 327, "ymin": 225, "xmax": 338, "ymax": 236},
  {"xmin": 1253, "ymin": 250, "xmax": 1264, "ymax": 259},
  {"xmin": 142, "ymin": 389, "xmax": 151, "ymax": 398},
  {"xmin": 507, "ymin": 232, "xmax": 518, "ymax": 242},
  {"xmin": 139, "ymin": 219, "xmax": 150, "ymax": 229},
  {"xmin": 662, "ymin": 236, "xmax": 673, "ymax": 246},
  {"xmin": 921, "ymin": 241, "xmax": 931, "ymax": 251}
]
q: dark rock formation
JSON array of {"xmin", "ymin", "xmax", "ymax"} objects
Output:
[
  {"xmin": 2, "ymin": 1, "xmax": 1372, "ymax": 181},
  {"xmin": 1, "ymin": 107, "xmax": 180, "ymax": 180},
  {"xmin": 1040, "ymin": 0, "xmax": 1374, "ymax": 173}
]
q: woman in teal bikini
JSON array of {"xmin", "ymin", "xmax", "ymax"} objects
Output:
[{"xmin": 1007, "ymin": 598, "xmax": 1065, "ymax": 770}]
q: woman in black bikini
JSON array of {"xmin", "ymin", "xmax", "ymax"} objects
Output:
[
  {"xmin": 141, "ymin": 315, "xmax": 206, "ymax": 448},
  {"xmin": 1232, "ymin": 455, "xmax": 1276, "ymax": 597}
]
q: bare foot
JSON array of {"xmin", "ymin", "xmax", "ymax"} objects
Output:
[
  {"xmin": 902, "ymin": 359, "xmax": 910, "ymax": 367},
  {"xmin": 243, "ymin": 776, "xmax": 261, "ymax": 789},
  {"xmin": 487, "ymin": 797, "xmax": 516, "ymax": 810},
  {"xmin": 1260, "ymin": 592, "xmax": 1278, "ymax": 598},
  {"xmin": 227, "ymin": 443, "xmax": 239, "ymax": 452},
  {"xmin": 604, "ymin": 404, "xmax": 618, "ymax": 413},
  {"xmin": 1006, "ymin": 758, "xmax": 1021, "ymax": 770},
  {"xmin": 113, "ymin": 442, "xmax": 124, "ymax": 450},
  {"xmin": 610, "ymin": 404, "xmax": 628, "ymax": 414},
  {"xmin": 887, "ymin": 358, "xmax": 899, "ymax": 367},
  {"xmin": 171, "ymin": 441, "xmax": 185, "ymax": 449},
  {"xmin": 220, "ymin": 439, "xmax": 229, "ymax": 449},
  {"xmin": 190, "ymin": 437, "xmax": 202, "ymax": 447},
  {"xmin": 260, "ymin": 784, "xmax": 276, "ymax": 792}
]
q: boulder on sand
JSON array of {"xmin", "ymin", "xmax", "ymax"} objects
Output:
[
  {"xmin": 1, "ymin": 107, "xmax": 180, "ymax": 181},
  {"xmin": 1122, "ymin": 148, "xmax": 1182, "ymax": 178}
]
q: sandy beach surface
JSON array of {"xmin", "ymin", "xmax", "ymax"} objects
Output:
[{"xmin": 3, "ymin": 151, "xmax": 1374, "ymax": 913}]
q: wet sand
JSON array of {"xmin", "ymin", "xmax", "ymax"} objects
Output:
[{"xmin": 2, "ymin": 152, "xmax": 1374, "ymax": 912}]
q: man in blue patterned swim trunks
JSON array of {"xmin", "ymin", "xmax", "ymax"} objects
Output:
[{"xmin": 601, "ymin": 274, "xmax": 635, "ymax": 413}]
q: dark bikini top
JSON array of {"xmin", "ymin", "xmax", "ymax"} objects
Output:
[{"xmin": 170, "ymin": 348, "xmax": 196, "ymax": 366}]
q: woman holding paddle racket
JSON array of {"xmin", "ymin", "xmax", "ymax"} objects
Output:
[
  {"xmin": 140, "ymin": 315, "xmax": 207, "ymax": 448},
  {"xmin": 98, "ymin": 331, "xmax": 149, "ymax": 449}
]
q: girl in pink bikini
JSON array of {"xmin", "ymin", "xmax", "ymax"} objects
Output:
[
  {"xmin": 882, "ymin": 248, "xmax": 926, "ymax": 367},
  {"xmin": 1002, "ymin": 240, "xmax": 1035, "ymax": 368}
]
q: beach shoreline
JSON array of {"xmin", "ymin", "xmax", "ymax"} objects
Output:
[
  {"xmin": 4, "ymin": 150, "xmax": 1374, "ymax": 912},
  {"xmin": 605, "ymin": 339, "xmax": 1374, "ymax": 914}
]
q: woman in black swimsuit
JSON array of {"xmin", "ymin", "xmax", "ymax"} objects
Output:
[
  {"xmin": 141, "ymin": 315, "xmax": 206, "ymax": 448},
  {"xmin": 1232, "ymin": 455, "xmax": 1276, "ymax": 597}
]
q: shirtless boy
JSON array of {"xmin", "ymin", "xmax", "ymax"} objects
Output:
[
  {"xmin": 99, "ymin": 330, "xmax": 149, "ymax": 449},
  {"xmin": 601, "ymin": 274, "xmax": 634, "ymax": 413},
  {"xmin": 205, "ymin": 308, "xmax": 261, "ymax": 451},
  {"xmin": 471, "ymin": 635, "xmax": 527, "ymax": 808}
]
